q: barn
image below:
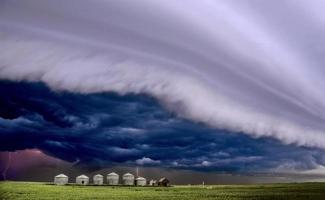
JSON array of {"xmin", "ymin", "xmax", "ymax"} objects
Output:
[
  {"xmin": 122, "ymin": 173, "xmax": 135, "ymax": 185},
  {"xmin": 54, "ymin": 174, "xmax": 68, "ymax": 185},
  {"xmin": 76, "ymin": 174, "xmax": 89, "ymax": 185},
  {"xmin": 107, "ymin": 172, "xmax": 119, "ymax": 185},
  {"xmin": 93, "ymin": 174, "xmax": 104, "ymax": 185},
  {"xmin": 158, "ymin": 177, "xmax": 170, "ymax": 187}
]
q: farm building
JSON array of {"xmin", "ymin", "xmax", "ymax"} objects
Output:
[
  {"xmin": 122, "ymin": 173, "xmax": 135, "ymax": 185},
  {"xmin": 76, "ymin": 174, "xmax": 89, "ymax": 185},
  {"xmin": 93, "ymin": 174, "xmax": 103, "ymax": 185},
  {"xmin": 135, "ymin": 177, "xmax": 146, "ymax": 186},
  {"xmin": 107, "ymin": 172, "xmax": 119, "ymax": 185},
  {"xmin": 149, "ymin": 179, "xmax": 157, "ymax": 186},
  {"xmin": 158, "ymin": 177, "xmax": 170, "ymax": 187},
  {"xmin": 54, "ymin": 174, "xmax": 68, "ymax": 185}
]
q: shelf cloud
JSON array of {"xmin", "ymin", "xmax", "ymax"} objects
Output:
[{"xmin": 1, "ymin": 0, "xmax": 325, "ymax": 152}]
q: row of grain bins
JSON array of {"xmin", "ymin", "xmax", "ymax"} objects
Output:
[{"xmin": 54, "ymin": 173, "xmax": 169, "ymax": 186}]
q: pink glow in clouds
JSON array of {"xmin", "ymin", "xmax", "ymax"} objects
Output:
[{"xmin": 0, "ymin": 149, "xmax": 67, "ymax": 180}]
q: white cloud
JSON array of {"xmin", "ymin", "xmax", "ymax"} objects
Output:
[
  {"xmin": 201, "ymin": 161, "xmax": 212, "ymax": 167},
  {"xmin": 136, "ymin": 157, "xmax": 161, "ymax": 165}
]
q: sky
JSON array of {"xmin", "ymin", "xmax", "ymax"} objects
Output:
[{"xmin": 1, "ymin": 0, "xmax": 325, "ymax": 183}]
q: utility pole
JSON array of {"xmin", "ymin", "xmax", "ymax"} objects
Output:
[{"xmin": 136, "ymin": 167, "xmax": 139, "ymax": 177}]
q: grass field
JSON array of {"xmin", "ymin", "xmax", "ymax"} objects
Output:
[{"xmin": 1, "ymin": 181, "xmax": 325, "ymax": 200}]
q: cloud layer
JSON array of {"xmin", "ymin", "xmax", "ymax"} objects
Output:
[
  {"xmin": 1, "ymin": 81, "xmax": 325, "ymax": 172},
  {"xmin": 1, "ymin": 0, "xmax": 325, "ymax": 149}
]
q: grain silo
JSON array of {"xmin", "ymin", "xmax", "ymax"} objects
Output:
[
  {"xmin": 54, "ymin": 174, "xmax": 68, "ymax": 185},
  {"xmin": 135, "ymin": 177, "xmax": 146, "ymax": 186},
  {"xmin": 76, "ymin": 174, "xmax": 89, "ymax": 185},
  {"xmin": 122, "ymin": 173, "xmax": 135, "ymax": 185},
  {"xmin": 107, "ymin": 172, "xmax": 119, "ymax": 185},
  {"xmin": 93, "ymin": 174, "xmax": 104, "ymax": 185}
]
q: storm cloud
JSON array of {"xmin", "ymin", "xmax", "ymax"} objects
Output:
[
  {"xmin": 1, "ymin": 81, "xmax": 325, "ymax": 172},
  {"xmin": 1, "ymin": 0, "xmax": 325, "ymax": 172}
]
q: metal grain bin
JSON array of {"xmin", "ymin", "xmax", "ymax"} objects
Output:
[
  {"xmin": 135, "ymin": 177, "xmax": 146, "ymax": 186},
  {"xmin": 107, "ymin": 172, "xmax": 119, "ymax": 185},
  {"xmin": 122, "ymin": 173, "xmax": 135, "ymax": 186},
  {"xmin": 54, "ymin": 174, "xmax": 68, "ymax": 185},
  {"xmin": 76, "ymin": 174, "xmax": 89, "ymax": 185},
  {"xmin": 93, "ymin": 174, "xmax": 104, "ymax": 185}
]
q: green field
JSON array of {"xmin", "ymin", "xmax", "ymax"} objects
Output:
[{"xmin": 1, "ymin": 181, "xmax": 325, "ymax": 200}]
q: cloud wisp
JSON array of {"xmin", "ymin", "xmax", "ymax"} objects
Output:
[{"xmin": 1, "ymin": 0, "xmax": 325, "ymax": 149}]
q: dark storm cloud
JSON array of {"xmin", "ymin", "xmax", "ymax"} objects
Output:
[
  {"xmin": 1, "ymin": 0, "xmax": 325, "ymax": 148},
  {"xmin": 1, "ymin": 81, "xmax": 325, "ymax": 172}
]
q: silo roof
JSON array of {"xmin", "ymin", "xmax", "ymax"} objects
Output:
[
  {"xmin": 55, "ymin": 174, "xmax": 68, "ymax": 178},
  {"xmin": 108, "ymin": 172, "xmax": 118, "ymax": 176},
  {"xmin": 94, "ymin": 174, "xmax": 103, "ymax": 177},
  {"xmin": 123, "ymin": 173, "xmax": 134, "ymax": 177},
  {"xmin": 77, "ymin": 175, "xmax": 89, "ymax": 179},
  {"xmin": 159, "ymin": 177, "xmax": 168, "ymax": 182}
]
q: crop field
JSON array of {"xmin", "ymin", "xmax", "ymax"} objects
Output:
[{"xmin": 1, "ymin": 181, "xmax": 325, "ymax": 200}]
